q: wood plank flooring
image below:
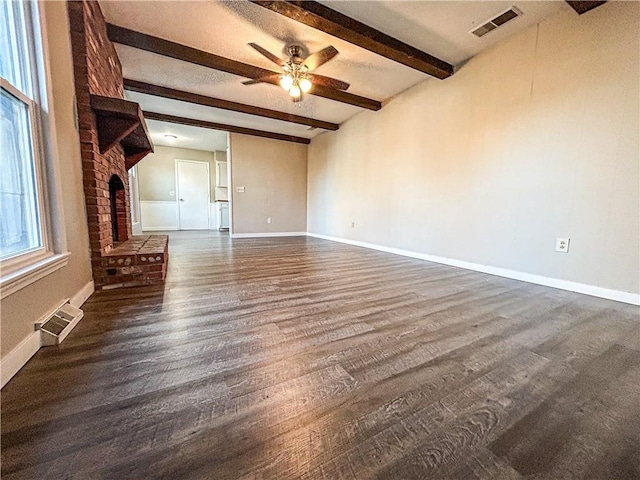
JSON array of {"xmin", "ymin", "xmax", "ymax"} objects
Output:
[{"xmin": 2, "ymin": 231, "xmax": 639, "ymax": 479}]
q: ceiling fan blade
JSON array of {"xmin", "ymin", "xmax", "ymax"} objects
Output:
[
  {"xmin": 309, "ymin": 74, "xmax": 350, "ymax": 91},
  {"xmin": 242, "ymin": 74, "xmax": 281, "ymax": 86},
  {"xmin": 248, "ymin": 43, "xmax": 285, "ymax": 67},
  {"xmin": 303, "ymin": 46, "xmax": 339, "ymax": 71}
]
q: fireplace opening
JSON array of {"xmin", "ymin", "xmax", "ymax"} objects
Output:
[{"xmin": 108, "ymin": 174, "xmax": 128, "ymax": 243}]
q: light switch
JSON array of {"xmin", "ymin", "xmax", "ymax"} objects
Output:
[
  {"xmin": 169, "ymin": 191, "xmax": 175, "ymax": 196},
  {"xmin": 235, "ymin": 186, "xmax": 245, "ymax": 193}
]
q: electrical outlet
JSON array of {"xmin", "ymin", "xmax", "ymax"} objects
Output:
[
  {"xmin": 351, "ymin": 221, "xmax": 355, "ymax": 228},
  {"xmin": 235, "ymin": 186, "xmax": 245, "ymax": 193},
  {"xmin": 556, "ymin": 237, "xmax": 570, "ymax": 253},
  {"xmin": 267, "ymin": 217, "xmax": 271, "ymax": 224}
]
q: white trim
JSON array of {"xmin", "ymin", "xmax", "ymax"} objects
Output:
[
  {"xmin": 70, "ymin": 280, "xmax": 94, "ymax": 308},
  {"xmin": 231, "ymin": 232, "xmax": 307, "ymax": 238},
  {"xmin": 1, "ymin": 79, "xmax": 50, "ymax": 263},
  {"xmin": 0, "ymin": 252, "xmax": 70, "ymax": 299},
  {"xmin": 142, "ymin": 227, "xmax": 179, "ymax": 231},
  {"xmin": 226, "ymin": 136, "xmax": 234, "ymax": 236},
  {"xmin": 2, "ymin": 296, "xmax": 67, "ymax": 388},
  {"xmin": 1, "ymin": 279, "xmax": 92, "ymax": 388},
  {"xmin": 307, "ymin": 233, "xmax": 640, "ymax": 306},
  {"xmin": 1, "ymin": 330, "xmax": 40, "ymax": 388}
]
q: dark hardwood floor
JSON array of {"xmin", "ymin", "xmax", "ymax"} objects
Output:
[{"xmin": 2, "ymin": 231, "xmax": 639, "ymax": 479}]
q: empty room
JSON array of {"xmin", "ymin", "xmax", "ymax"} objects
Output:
[{"xmin": 1, "ymin": 1, "xmax": 638, "ymax": 479}]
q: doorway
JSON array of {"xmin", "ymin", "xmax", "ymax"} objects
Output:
[{"xmin": 176, "ymin": 160, "xmax": 210, "ymax": 230}]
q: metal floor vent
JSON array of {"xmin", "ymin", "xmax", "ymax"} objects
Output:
[
  {"xmin": 471, "ymin": 6, "xmax": 523, "ymax": 38},
  {"xmin": 36, "ymin": 303, "xmax": 84, "ymax": 346}
]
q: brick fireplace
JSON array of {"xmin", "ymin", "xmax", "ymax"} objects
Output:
[{"xmin": 68, "ymin": 0, "xmax": 168, "ymax": 289}]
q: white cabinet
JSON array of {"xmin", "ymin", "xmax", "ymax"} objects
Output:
[
  {"xmin": 215, "ymin": 161, "xmax": 228, "ymax": 187},
  {"xmin": 217, "ymin": 201, "xmax": 229, "ymax": 230}
]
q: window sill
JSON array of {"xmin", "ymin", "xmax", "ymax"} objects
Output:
[{"xmin": 0, "ymin": 252, "xmax": 71, "ymax": 299}]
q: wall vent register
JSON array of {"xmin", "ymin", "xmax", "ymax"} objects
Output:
[
  {"xmin": 470, "ymin": 6, "xmax": 523, "ymax": 38},
  {"xmin": 36, "ymin": 303, "xmax": 84, "ymax": 346}
]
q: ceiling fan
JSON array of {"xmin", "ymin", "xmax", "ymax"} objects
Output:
[{"xmin": 243, "ymin": 43, "xmax": 350, "ymax": 102}]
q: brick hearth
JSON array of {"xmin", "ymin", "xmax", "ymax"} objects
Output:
[{"xmin": 101, "ymin": 236, "xmax": 169, "ymax": 289}]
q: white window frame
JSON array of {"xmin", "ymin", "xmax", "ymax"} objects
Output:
[
  {"xmin": 1, "ymin": 80, "xmax": 49, "ymax": 264},
  {"xmin": 1, "ymin": 1, "xmax": 70, "ymax": 299}
]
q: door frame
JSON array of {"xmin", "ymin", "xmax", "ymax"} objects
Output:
[
  {"xmin": 226, "ymin": 134, "xmax": 234, "ymax": 236},
  {"xmin": 175, "ymin": 159, "xmax": 211, "ymax": 230}
]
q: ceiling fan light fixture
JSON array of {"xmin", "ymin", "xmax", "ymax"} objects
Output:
[
  {"xmin": 289, "ymin": 84, "xmax": 301, "ymax": 98},
  {"xmin": 245, "ymin": 43, "xmax": 347, "ymax": 103},
  {"xmin": 280, "ymin": 74, "xmax": 293, "ymax": 91},
  {"xmin": 299, "ymin": 77, "xmax": 312, "ymax": 93}
]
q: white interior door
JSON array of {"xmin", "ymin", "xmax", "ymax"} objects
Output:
[{"xmin": 177, "ymin": 160, "xmax": 210, "ymax": 230}]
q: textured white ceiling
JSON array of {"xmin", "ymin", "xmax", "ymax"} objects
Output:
[
  {"xmin": 101, "ymin": 0, "xmax": 566, "ymax": 140},
  {"xmin": 146, "ymin": 119, "xmax": 229, "ymax": 152}
]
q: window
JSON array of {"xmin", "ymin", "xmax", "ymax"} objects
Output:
[
  {"xmin": 1, "ymin": 81, "xmax": 43, "ymax": 260},
  {"xmin": 1, "ymin": 1, "xmax": 69, "ymax": 297}
]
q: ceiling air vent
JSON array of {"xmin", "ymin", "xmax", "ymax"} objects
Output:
[{"xmin": 471, "ymin": 6, "xmax": 523, "ymax": 38}]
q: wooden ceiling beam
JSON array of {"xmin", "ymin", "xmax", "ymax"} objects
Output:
[
  {"xmin": 251, "ymin": 1, "xmax": 454, "ymax": 80},
  {"xmin": 565, "ymin": 1, "xmax": 607, "ymax": 15},
  {"xmin": 107, "ymin": 24, "xmax": 381, "ymax": 111},
  {"xmin": 124, "ymin": 79, "xmax": 339, "ymax": 131},
  {"xmin": 143, "ymin": 111, "xmax": 311, "ymax": 145}
]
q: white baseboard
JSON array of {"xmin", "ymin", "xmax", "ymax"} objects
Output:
[
  {"xmin": 307, "ymin": 232, "xmax": 640, "ymax": 306},
  {"xmin": 1, "ymin": 280, "xmax": 94, "ymax": 389},
  {"xmin": 141, "ymin": 227, "xmax": 179, "ymax": 231},
  {"xmin": 70, "ymin": 280, "xmax": 94, "ymax": 308},
  {"xmin": 231, "ymin": 232, "xmax": 307, "ymax": 238},
  {"xmin": 1, "ymin": 330, "xmax": 41, "ymax": 388}
]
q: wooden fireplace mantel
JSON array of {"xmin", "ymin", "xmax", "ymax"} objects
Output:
[{"xmin": 90, "ymin": 94, "xmax": 154, "ymax": 169}]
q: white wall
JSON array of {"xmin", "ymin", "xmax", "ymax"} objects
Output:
[{"xmin": 308, "ymin": 3, "xmax": 639, "ymax": 299}]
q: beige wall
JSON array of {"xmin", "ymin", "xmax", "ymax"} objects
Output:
[
  {"xmin": 229, "ymin": 134, "xmax": 307, "ymax": 234},
  {"xmin": 308, "ymin": 2, "xmax": 639, "ymax": 295},
  {"xmin": 2, "ymin": 2, "xmax": 93, "ymax": 358},
  {"xmin": 137, "ymin": 145, "xmax": 226, "ymax": 201}
]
